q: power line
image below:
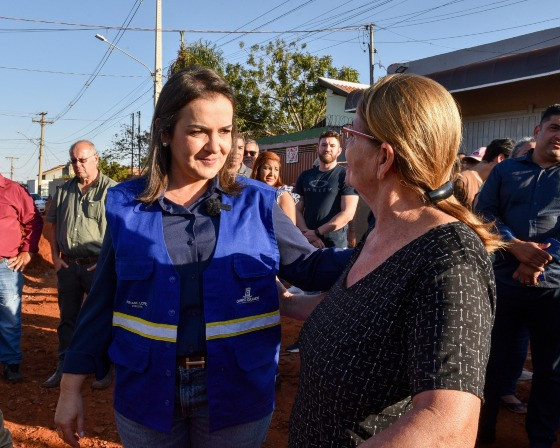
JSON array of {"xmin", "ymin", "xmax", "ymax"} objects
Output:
[
  {"xmin": 51, "ymin": 0, "xmax": 144, "ymax": 122},
  {"xmin": 214, "ymin": 0, "xmax": 294, "ymax": 44},
  {"xmin": 52, "ymin": 78, "xmax": 152, "ymax": 144},
  {"xmin": 382, "ymin": 0, "xmax": 529, "ymax": 29},
  {"xmin": 219, "ymin": 0, "xmax": 320, "ymax": 48},
  {"xmin": 0, "ymin": 15, "xmax": 363, "ymax": 34},
  {"xmin": 0, "ymin": 65, "xmax": 144, "ymax": 77}
]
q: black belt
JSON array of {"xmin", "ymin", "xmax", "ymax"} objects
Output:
[
  {"xmin": 61, "ymin": 254, "xmax": 99, "ymax": 265},
  {"xmin": 176, "ymin": 356, "xmax": 206, "ymax": 369}
]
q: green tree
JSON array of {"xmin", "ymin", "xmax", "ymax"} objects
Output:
[
  {"xmin": 169, "ymin": 35, "xmax": 225, "ymax": 75},
  {"xmin": 98, "ymin": 157, "xmax": 132, "ymax": 182},
  {"xmin": 167, "ymin": 37, "xmax": 360, "ymax": 137},
  {"xmin": 103, "ymin": 123, "xmax": 150, "ymax": 172},
  {"xmin": 228, "ymin": 40, "xmax": 360, "ymax": 137}
]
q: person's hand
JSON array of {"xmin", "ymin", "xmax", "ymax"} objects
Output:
[
  {"xmin": 86, "ymin": 263, "xmax": 97, "ymax": 272},
  {"xmin": 302, "ymin": 229, "xmax": 325, "ymax": 248},
  {"xmin": 6, "ymin": 251, "xmax": 31, "ymax": 272},
  {"xmin": 512, "ymin": 262, "xmax": 544, "ymax": 286},
  {"xmin": 310, "ymin": 238, "xmax": 326, "ymax": 248},
  {"xmin": 55, "ymin": 374, "xmax": 86, "ymax": 448},
  {"xmin": 508, "ymin": 240, "xmax": 552, "ymax": 268},
  {"xmin": 276, "ymin": 278, "xmax": 291, "ymax": 300},
  {"xmin": 53, "ymin": 254, "xmax": 69, "ymax": 273}
]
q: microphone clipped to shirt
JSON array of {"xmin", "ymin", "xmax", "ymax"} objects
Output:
[{"xmin": 205, "ymin": 197, "xmax": 232, "ymax": 217}]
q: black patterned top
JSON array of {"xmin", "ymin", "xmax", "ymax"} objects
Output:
[{"xmin": 289, "ymin": 222, "xmax": 495, "ymax": 447}]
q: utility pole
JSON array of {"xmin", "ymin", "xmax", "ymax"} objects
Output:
[
  {"xmin": 154, "ymin": 0, "xmax": 163, "ymax": 107},
  {"xmin": 130, "ymin": 113, "xmax": 135, "ymax": 174},
  {"xmin": 368, "ymin": 24, "xmax": 375, "ymax": 85},
  {"xmin": 137, "ymin": 111, "xmax": 142, "ymax": 171},
  {"xmin": 5, "ymin": 157, "xmax": 19, "ymax": 180},
  {"xmin": 32, "ymin": 112, "xmax": 53, "ymax": 194}
]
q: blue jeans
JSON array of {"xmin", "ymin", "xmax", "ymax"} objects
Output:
[
  {"xmin": 322, "ymin": 225, "xmax": 348, "ymax": 249},
  {"xmin": 480, "ymin": 281, "xmax": 560, "ymax": 448},
  {"xmin": 0, "ymin": 259, "xmax": 24, "ymax": 364},
  {"xmin": 115, "ymin": 367, "xmax": 272, "ymax": 448}
]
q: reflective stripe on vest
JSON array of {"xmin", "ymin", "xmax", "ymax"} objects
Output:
[
  {"xmin": 206, "ymin": 310, "xmax": 280, "ymax": 340},
  {"xmin": 113, "ymin": 311, "xmax": 177, "ymax": 342}
]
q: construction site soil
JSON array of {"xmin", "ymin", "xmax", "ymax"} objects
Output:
[{"xmin": 1, "ymin": 228, "xmax": 555, "ymax": 447}]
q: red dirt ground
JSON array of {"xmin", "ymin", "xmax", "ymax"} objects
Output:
[{"xmin": 1, "ymin": 230, "xmax": 557, "ymax": 447}]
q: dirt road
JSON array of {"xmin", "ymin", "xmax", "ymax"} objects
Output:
[{"xmin": 1, "ymin": 235, "xmax": 553, "ymax": 447}]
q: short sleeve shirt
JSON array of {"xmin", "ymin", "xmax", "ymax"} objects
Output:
[
  {"xmin": 289, "ymin": 222, "xmax": 495, "ymax": 447},
  {"xmin": 294, "ymin": 165, "xmax": 357, "ymax": 229},
  {"xmin": 46, "ymin": 172, "xmax": 116, "ymax": 257}
]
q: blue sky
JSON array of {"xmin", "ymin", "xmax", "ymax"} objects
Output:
[{"xmin": 1, "ymin": 0, "xmax": 558, "ymax": 182}]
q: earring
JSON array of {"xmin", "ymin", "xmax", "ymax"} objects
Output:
[{"xmin": 162, "ymin": 142, "xmax": 168, "ymax": 147}]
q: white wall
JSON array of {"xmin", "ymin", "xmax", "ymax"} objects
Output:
[
  {"xmin": 461, "ymin": 109, "xmax": 543, "ymax": 153},
  {"xmin": 325, "ymin": 91, "xmax": 355, "ymax": 127}
]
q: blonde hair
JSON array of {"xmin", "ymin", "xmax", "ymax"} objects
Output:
[{"xmin": 357, "ymin": 74, "xmax": 502, "ymax": 252}]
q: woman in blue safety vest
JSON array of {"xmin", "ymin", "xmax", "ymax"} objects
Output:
[{"xmin": 54, "ymin": 67, "xmax": 351, "ymax": 448}]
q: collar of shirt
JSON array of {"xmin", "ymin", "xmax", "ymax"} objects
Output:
[
  {"xmin": 73, "ymin": 171, "xmax": 101, "ymax": 193},
  {"xmin": 520, "ymin": 149, "xmax": 560, "ymax": 169},
  {"xmin": 157, "ymin": 177, "xmax": 224, "ymax": 215}
]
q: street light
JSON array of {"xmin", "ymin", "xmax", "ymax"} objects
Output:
[{"xmin": 95, "ymin": 34, "xmax": 162, "ymax": 108}]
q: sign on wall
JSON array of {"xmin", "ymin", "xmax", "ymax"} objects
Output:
[{"xmin": 286, "ymin": 146, "xmax": 299, "ymax": 163}]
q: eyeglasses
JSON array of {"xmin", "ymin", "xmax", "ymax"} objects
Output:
[
  {"xmin": 70, "ymin": 154, "xmax": 97, "ymax": 164},
  {"xmin": 341, "ymin": 126, "xmax": 380, "ymax": 144},
  {"xmin": 244, "ymin": 151, "xmax": 258, "ymax": 157}
]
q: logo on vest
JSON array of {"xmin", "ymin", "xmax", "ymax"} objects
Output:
[
  {"xmin": 236, "ymin": 287, "xmax": 260, "ymax": 304},
  {"xmin": 126, "ymin": 299, "xmax": 148, "ymax": 309}
]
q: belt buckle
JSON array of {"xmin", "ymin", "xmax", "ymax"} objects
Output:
[{"xmin": 180, "ymin": 356, "xmax": 206, "ymax": 370}]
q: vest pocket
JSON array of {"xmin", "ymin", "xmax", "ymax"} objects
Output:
[
  {"xmin": 233, "ymin": 253, "xmax": 276, "ymax": 279},
  {"xmin": 234, "ymin": 334, "xmax": 278, "ymax": 372},
  {"xmin": 116, "ymin": 257, "xmax": 154, "ymax": 280},
  {"xmin": 108, "ymin": 336, "xmax": 150, "ymax": 373}
]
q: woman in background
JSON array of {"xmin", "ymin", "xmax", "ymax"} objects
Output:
[{"xmin": 252, "ymin": 151, "xmax": 299, "ymax": 224}]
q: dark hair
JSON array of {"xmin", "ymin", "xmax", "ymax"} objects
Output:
[
  {"xmin": 511, "ymin": 137, "xmax": 535, "ymax": 158},
  {"xmin": 251, "ymin": 151, "xmax": 284, "ymax": 188},
  {"xmin": 139, "ymin": 67, "xmax": 241, "ymax": 203},
  {"xmin": 319, "ymin": 130, "xmax": 341, "ymax": 145},
  {"xmin": 541, "ymin": 104, "xmax": 560, "ymax": 124},
  {"xmin": 482, "ymin": 138, "xmax": 515, "ymax": 162}
]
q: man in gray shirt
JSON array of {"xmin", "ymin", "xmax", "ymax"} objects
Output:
[
  {"xmin": 230, "ymin": 135, "xmax": 252, "ymax": 177},
  {"xmin": 43, "ymin": 140, "xmax": 116, "ymax": 389}
]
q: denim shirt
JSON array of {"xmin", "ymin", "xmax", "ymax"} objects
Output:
[{"xmin": 475, "ymin": 151, "xmax": 560, "ymax": 288}]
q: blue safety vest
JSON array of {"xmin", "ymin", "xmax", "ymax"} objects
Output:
[{"xmin": 105, "ymin": 178, "xmax": 280, "ymax": 433}]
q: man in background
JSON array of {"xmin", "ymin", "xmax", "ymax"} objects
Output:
[
  {"xmin": 476, "ymin": 105, "xmax": 560, "ymax": 447},
  {"xmin": 43, "ymin": 140, "xmax": 116, "ymax": 389},
  {"xmin": 294, "ymin": 130, "xmax": 358, "ymax": 249},
  {"xmin": 511, "ymin": 136, "xmax": 536, "ymax": 159},
  {"xmin": 454, "ymin": 138, "xmax": 514, "ymax": 209},
  {"xmin": 231, "ymin": 135, "xmax": 252, "ymax": 177},
  {"xmin": 243, "ymin": 140, "xmax": 260, "ymax": 170},
  {"xmin": 0, "ymin": 174, "xmax": 43, "ymax": 383}
]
